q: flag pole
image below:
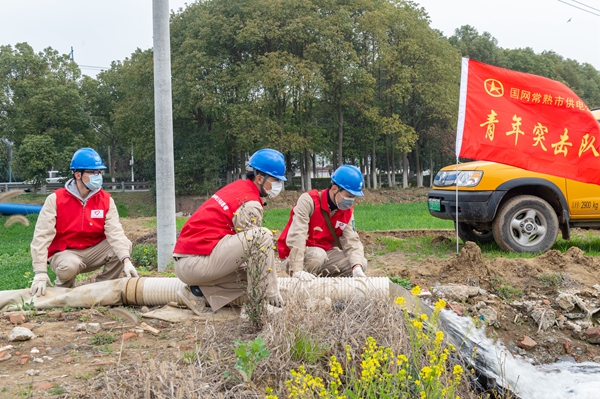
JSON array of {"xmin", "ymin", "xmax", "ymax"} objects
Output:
[{"xmin": 455, "ymin": 58, "xmax": 469, "ymax": 255}]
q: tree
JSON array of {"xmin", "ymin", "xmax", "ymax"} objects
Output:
[
  {"xmin": 14, "ymin": 135, "xmax": 56, "ymax": 193},
  {"xmin": 0, "ymin": 43, "xmax": 95, "ymax": 164}
]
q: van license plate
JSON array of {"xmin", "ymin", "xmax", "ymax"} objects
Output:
[{"xmin": 428, "ymin": 198, "xmax": 441, "ymax": 211}]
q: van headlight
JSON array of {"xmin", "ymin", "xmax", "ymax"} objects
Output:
[{"xmin": 433, "ymin": 170, "xmax": 483, "ymax": 187}]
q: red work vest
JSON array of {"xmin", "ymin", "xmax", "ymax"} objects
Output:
[
  {"xmin": 174, "ymin": 179, "xmax": 263, "ymax": 255},
  {"xmin": 277, "ymin": 189, "xmax": 353, "ymax": 259},
  {"xmin": 47, "ymin": 188, "xmax": 110, "ymax": 258}
]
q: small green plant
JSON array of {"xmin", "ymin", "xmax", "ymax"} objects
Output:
[
  {"xmin": 79, "ymin": 314, "xmax": 89, "ymax": 322},
  {"xmin": 90, "ymin": 333, "xmax": 116, "ymax": 346},
  {"xmin": 182, "ymin": 350, "xmax": 197, "ymax": 365},
  {"xmin": 490, "ymin": 275, "xmax": 523, "ymax": 301},
  {"xmin": 98, "ymin": 344, "xmax": 114, "ymax": 354},
  {"xmin": 17, "ymin": 384, "xmax": 33, "ymax": 398},
  {"xmin": 17, "ymin": 297, "xmax": 37, "ymax": 312},
  {"xmin": 389, "ymin": 276, "xmax": 412, "ymax": 290},
  {"xmin": 62, "ymin": 306, "xmax": 73, "ymax": 312},
  {"xmin": 538, "ymin": 272, "xmax": 565, "ymax": 287},
  {"xmin": 290, "ymin": 329, "xmax": 329, "ymax": 364},
  {"xmin": 233, "ymin": 337, "xmax": 270, "ymax": 382},
  {"xmin": 47, "ymin": 385, "xmax": 66, "ymax": 395},
  {"xmin": 131, "ymin": 244, "xmax": 158, "ymax": 271}
]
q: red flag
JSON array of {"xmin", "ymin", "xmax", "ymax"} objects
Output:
[{"xmin": 456, "ymin": 58, "xmax": 600, "ymax": 185}]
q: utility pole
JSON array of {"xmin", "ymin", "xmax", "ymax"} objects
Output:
[{"xmin": 153, "ymin": 0, "xmax": 177, "ymax": 271}]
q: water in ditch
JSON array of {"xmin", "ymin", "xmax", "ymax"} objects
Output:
[{"xmin": 440, "ymin": 310, "xmax": 600, "ymax": 398}]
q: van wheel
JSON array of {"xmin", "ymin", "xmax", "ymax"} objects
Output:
[
  {"xmin": 455, "ymin": 222, "xmax": 495, "ymax": 243},
  {"xmin": 492, "ymin": 195, "xmax": 558, "ymax": 253}
]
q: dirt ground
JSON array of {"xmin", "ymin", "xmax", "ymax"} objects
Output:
[{"xmin": 2, "ymin": 187, "xmax": 600, "ymax": 397}]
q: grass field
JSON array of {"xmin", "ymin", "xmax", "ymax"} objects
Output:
[{"xmin": 262, "ymin": 202, "xmax": 454, "ymax": 231}]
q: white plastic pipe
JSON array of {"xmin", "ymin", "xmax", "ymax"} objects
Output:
[{"xmin": 0, "ymin": 277, "xmax": 424, "ymax": 313}]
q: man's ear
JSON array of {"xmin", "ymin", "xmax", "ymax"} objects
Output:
[{"xmin": 73, "ymin": 171, "xmax": 81, "ymax": 179}]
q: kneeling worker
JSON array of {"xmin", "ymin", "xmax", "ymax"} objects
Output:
[
  {"xmin": 277, "ymin": 164, "xmax": 368, "ymax": 281},
  {"xmin": 173, "ymin": 148, "xmax": 286, "ymax": 315},
  {"xmin": 30, "ymin": 148, "xmax": 137, "ymax": 296}
]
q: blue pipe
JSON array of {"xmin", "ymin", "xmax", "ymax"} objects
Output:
[{"xmin": 0, "ymin": 203, "xmax": 42, "ymax": 215}]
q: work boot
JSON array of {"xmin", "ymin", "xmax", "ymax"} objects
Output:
[{"xmin": 176, "ymin": 285, "xmax": 206, "ymax": 316}]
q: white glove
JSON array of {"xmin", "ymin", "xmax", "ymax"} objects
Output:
[
  {"xmin": 123, "ymin": 259, "xmax": 139, "ymax": 278},
  {"xmin": 30, "ymin": 272, "xmax": 53, "ymax": 297},
  {"xmin": 292, "ymin": 270, "xmax": 316, "ymax": 281},
  {"xmin": 352, "ymin": 265, "xmax": 366, "ymax": 278},
  {"xmin": 268, "ymin": 293, "xmax": 285, "ymax": 307}
]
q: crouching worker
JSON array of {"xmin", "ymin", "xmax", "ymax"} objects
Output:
[
  {"xmin": 173, "ymin": 148, "xmax": 286, "ymax": 315},
  {"xmin": 30, "ymin": 148, "xmax": 137, "ymax": 296},
  {"xmin": 277, "ymin": 164, "xmax": 368, "ymax": 281}
]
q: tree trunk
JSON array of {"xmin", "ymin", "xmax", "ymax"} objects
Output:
[
  {"xmin": 385, "ymin": 138, "xmax": 392, "ymax": 188},
  {"xmin": 402, "ymin": 152, "xmax": 409, "ymax": 188},
  {"xmin": 391, "ymin": 143, "xmax": 396, "ymax": 187},
  {"xmin": 304, "ymin": 150, "xmax": 312, "ymax": 191},
  {"xmin": 415, "ymin": 146, "xmax": 423, "ymax": 188},
  {"xmin": 371, "ymin": 136, "xmax": 377, "ymax": 189},
  {"xmin": 429, "ymin": 146, "xmax": 434, "ymax": 188},
  {"xmin": 363, "ymin": 149, "xmax": 370, "ymax": 189},
  {"xmin": 300, "ymin": 155, "xmax": 306, "ymax": 192}
]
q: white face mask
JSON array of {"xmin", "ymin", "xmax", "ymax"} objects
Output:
[
  {"xmin": 84, "ymin": 174, "xmax": 103, "ymax": 191},
  {"xmin": 337, "ymin": 195, "xmax": 354, "ymax": 210},
  {"xmin": 266, "ymin": 180, "xmax": 283, "ymax": 198}
]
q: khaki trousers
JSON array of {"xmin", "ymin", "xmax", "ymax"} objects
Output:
[
  {"xmin": 49, "ymin": 239, "xmax": 131, "ymax": 288},
  {"xmin": 174, "ymin": 227, "xmax": 279, "ymax": 311},
  {"xmin": 287, "ymin": 247, "xmax": 368, "ymax": 277}
]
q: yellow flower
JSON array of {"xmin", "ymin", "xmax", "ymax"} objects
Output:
[
  {"xmin": 410, "ymin": 285, "xmax": 422, "ymax": 295},
  {"xmin": 434, "ymin": 299, "xmax": 447, "ymax": 312},
  {"xmin": 268, "ymin": 268, "xmax": 273, "ymax": 272},
  {"xmin": 395, "ymin": 296, "xmax": 406, "ymax": 306},
  {"xmin": 247, "ymin": 237, "xmax": 252, "ymax": 241},
  {"xmin": 421, "ymin": 313, "xmax": 428, "ymax": 321},
  {"xmin": 233, "ymin": 212, "xmax": 238, "ymax": 216}
]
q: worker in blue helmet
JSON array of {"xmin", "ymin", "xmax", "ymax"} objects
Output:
[
  {"xmin": 173, "ymin": 148, "xmax": 287, "ymax": 315},
  {"xmin": 277, "ymin": 164, "xmax": 368, "ymax": 280},
  {"xmin": 29, "ymin": 148, "xmax": 137, "ymax": 296}
]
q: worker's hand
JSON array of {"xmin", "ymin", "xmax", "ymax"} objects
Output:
[
  {"xmin": 292, "ymin": 270, "xmax": 316, "ymax": 282},
  {"xmin": 123, "ymin": 259, "xmax": 139, "ymax": 278},
  {"xmin": 30, "ymin": 272, "xmax": 53, "ymax": 297},
  {"xmin": 352, "ymin": 265, "xmax": 366, "ymax": 278},
  {"xmin": 267, "ymin": 293, "xmax": 285, "ymax": 308}
]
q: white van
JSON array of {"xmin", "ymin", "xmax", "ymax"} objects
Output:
[{"xmin": 46, "ymin": 170, "xmax": 62, "ymax": 183}]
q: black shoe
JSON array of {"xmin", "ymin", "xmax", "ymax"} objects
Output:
[{"xmin": 189, "ymin": 285, "xmax": 203, "ymax": 297}]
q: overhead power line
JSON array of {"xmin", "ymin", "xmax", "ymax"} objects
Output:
[
  {"xmin": 571, "ymin": 0, "xmax": 600, "ymax": 13},
  {"xmin": 78, "ymin": 64, "xmax": 110, "ymax": 71},
  {"xmin": 557, "ymin": 0, "xmax": 600, "ymax": 17}
]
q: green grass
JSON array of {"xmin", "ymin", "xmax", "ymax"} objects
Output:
[
  {"xmin": 261, "ymin": 202, "xmax": 454, "ymax": 232},
  {"xmin": 374, "ymin": 236, "xmax": 456, "ymax": 261},
  {"xmin": 0, "ymin": 214, "xmax": 56, "ymax": 290}
]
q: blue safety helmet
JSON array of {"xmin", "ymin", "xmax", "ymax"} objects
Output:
[
  {"xmin": 248, "ymin": 149, "xmax": 287, "ymax": 181},
  {"xmin": 331, "ymin": 164, "xmax": 364, "ymax": 197},
  {"xmin": 70, "ymin": 148, "xmax": 107, "ymax": 170}
]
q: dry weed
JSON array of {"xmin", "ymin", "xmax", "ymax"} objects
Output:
[{"xmin": 87, "ymin": 290, "xmax": 480, "ymax": 398}]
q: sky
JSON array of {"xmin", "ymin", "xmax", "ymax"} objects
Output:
[
  {"xmin": 415, "ymin": 0, "xmax": 600, "ymax": 69},
  {"xmin": 1, "ymin": 0, "xmax": 599, "ymax": 77}
]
